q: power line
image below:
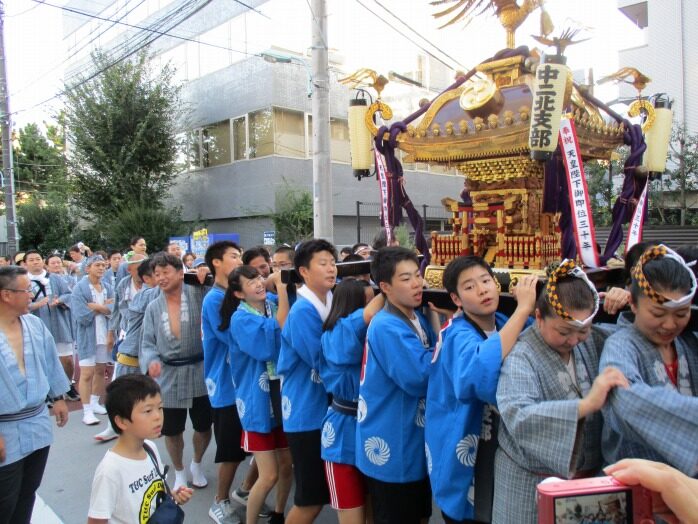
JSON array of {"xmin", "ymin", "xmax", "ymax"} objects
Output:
[
  {"xmin": 40, "ymin": 0, "xmax": 255, "ymax": 63},
  {"xmin": 231, "ymin": 0, "xmax": 270, "ymax": 20},
  {"xmin": 11, "ymin": 0, "xmax": 149, "ymax": 99},
  {"xmin": 372, "ymin": 0, "xmax": 469, "ymax": 72},
  {"xmin": 12, "ymin": 0, "xmax": 226, "ymax": 116},
  {"xmin": 66, "ymin": 0, "xmax": 141, "ymax": 57},
  {"xmin": 5, "ymin": 0, "xmax": 43, "ymax": 17},
  {"xmin": 66, "ymin": 0, "xmax": 147, "ymax": 63},
  {"xmin": 354, "ymin": 0, "xmax": 458, "ymax": 72},
  {"xmin": 46, "ymin": 0, "xmax": 198, "ymax": 82}
]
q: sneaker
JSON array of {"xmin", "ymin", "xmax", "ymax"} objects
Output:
[
  {"xmin": 92, "ymin": 403, "xmax": 107, "ymax": 415},
  {"xmin": 259, "ymin": 504, "xmax": 273, "ymax": 518},
  {"xmin": 66, "ymin": 385, "xmax": 81, "ymax": 402},
  {"xmin": 94, "ymin": 425, "xmax": 118, "ymax": 442},
  {"xmin": 190, "ymin": 461, "xmax": 208, "ymax": 488},
  {"xmin": 230, "ymin": 487, "xmax": 249, "ymax": 506},
  {"xmin": 82, "ymin": 412, "xmax": 100, "ymax": 425},
  {"xmin": 209, "ymin": 499, "xmax": 239, "ymax": 524}
]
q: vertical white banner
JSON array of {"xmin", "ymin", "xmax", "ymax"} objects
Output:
[
  {"xmin": 559, "ymin": 118, "xmax": 601, "ymax": 268},
  {"xmin": 374, "ymin": 150, "xmax": 393, "ymax": 245},
  {"xmin": 626, "ymin": 180, "xmax": 649, "ymax": 253}
]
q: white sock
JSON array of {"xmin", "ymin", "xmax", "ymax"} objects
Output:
[
  {"xmin": 90, "ymin": 394, "xmax": 101, "ymax": 406},
  {"xmin": 82, "ymin": 404, "xmax": 93, "ymax": 415},
  {"xmin": 175, "ymin": 468, "xmax": 187, "ymax": 483},
  {"xmin": 190, "ymin": 460, "xmax": 202, "ymax": 474}
]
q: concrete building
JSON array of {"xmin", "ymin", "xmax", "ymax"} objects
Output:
[
  {"xmin": 62, "ymin": 0, "xmax": 462, "ymax": 247},
  {"xmin": 617, "ymin": 0, "xmax": 698, "ymax": 221},
  {"xmin": 617, "ymin": 0, "xmax": 697, "ymax": 134}
]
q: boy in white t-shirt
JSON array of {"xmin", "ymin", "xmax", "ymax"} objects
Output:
[{"xmin": 88, "ymin": 375, "xmax": 193, "ymax": 524}]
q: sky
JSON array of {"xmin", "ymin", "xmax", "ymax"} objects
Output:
[{"xmin": 4, "ymin": 0, "xmax": 644, "ymax": 130}]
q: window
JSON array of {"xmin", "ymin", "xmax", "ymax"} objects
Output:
[
  {"xmin": 305, "ymin": 115, "xmax": 350, "ymax": 162},
  {"xmin": 202, "ymin": 120, "xmax": 231, "ymax": 167},
  {"xmin": 330, "ymin": 118, "xmax": 350, "ymax": 163},
  {"xmin": 274, "ymin": 108, "xmax": 306, "ymax": 158},
  {"xmin": 249, "ymin": 108, "xmax": 274, "ymax": 158},
  {"xmin": 187, "ymin": 130, "xmax": 201, "ymax": 170},
  {"xmin": 233, "ymin": 116, "xmax": 247, "ymax": 160}
]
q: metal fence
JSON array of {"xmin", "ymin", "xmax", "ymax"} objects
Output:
[
  {"xmin": 355, "ymin": 201, "xmax": 452, "ymax": 244},
  {"xmin": 596, "ymin": 225, "xmax": 698, "ymax": 251}
]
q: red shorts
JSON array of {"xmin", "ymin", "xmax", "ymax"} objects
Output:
[
  {"xmin": 324, "ymin": 461, "xmax": 366, "ymax": 510},
  {"xmin": 241, "ymin": 426, "xmax": 288, "ymax": 452}
]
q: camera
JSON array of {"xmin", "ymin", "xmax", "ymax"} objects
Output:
[{"xmin": 537, "ymin": 476, "xmax": 654, "ymax": 524}]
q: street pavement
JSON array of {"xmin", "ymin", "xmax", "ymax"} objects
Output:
[{"xmin": 36, "ymin": 400, "xmax": 446, "ymax": 523}]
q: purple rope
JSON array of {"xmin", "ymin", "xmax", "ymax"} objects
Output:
[
  {"xmin": 574, "ymin": 89, "xmax": 648, "ymax": 263},
  {"xmin": 542, "ymin": 153, "xmax": 577, "ymax": 258},
  {"xmin": 600, "ymin": 121, "xmax": 646, "ymax": 263}
]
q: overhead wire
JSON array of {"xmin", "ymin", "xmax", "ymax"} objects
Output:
[
  {"xmin": 12, "ymin": 0, "xmax": 219, "ymax": 116},
  {"xmin": 371, "ymin": 0, "xmax": 469, "ymax": 72},
  {"xmin": 26, "ymin": 0, "xmax": 256, "ymax": 90},
  {"xmin": 66, "ymin": 0, "xmax": 142, "ymax": 58},
  {"xmin": 4, "ymin": 0, "xmax": 43, "ymax": 17},
  {"xmin": 11, "ymin": 0, "xmax": 149, "ymax": 98},
  {"xmin": 353, "ymin": 0, "xmax": 459, "ymax": 72},
  {"xmin": 232, "ymin": 0, "xmax": 270, "ymax": 20},
  {"xmin": 60, "ymin": 0, "xmax": 201, "ymax": 84}
]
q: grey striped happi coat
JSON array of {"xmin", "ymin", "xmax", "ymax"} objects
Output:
[
  {"xmin": 140, "ymin": 284, "xmax": 208, "ymax": 408},
  {"xmin": 600, "ymin": 324, "xmax": 698, "ymax": 477},
  {"xmin": 492, "ymin": 325, "xmax": 614, "ymax": 524}
]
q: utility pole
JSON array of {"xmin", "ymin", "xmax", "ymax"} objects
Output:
[
  {"xmin": 0, "ymin": 2, "xmax": 18, "ymax": 254},
  {"xmin": 311, "ymin": 0, "xmax": 333, "ymax": 241}
]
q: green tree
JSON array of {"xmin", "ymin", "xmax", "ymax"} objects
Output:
[
  {"xmin": 12, "ymin": 122, "xmax": 68, "ymax": 205},
  {"xmin": 103, "ymin": 204, "xmax": 186, "ymax": 252},
  {"xmin": 17, "ymin": 202, "xmax": 77, "ymax": 253},
  {"xmin": 63, "ymin": 49, "xmax": 183, "ymax": 218},
  {"xmin": 585, "ymin": 160, "xmax": 614, "ymax": 226},
  {"xmin": 272, "ymin": 182, "xmax": 313, "ymax": 245},
  {"xmin": 665, "ymin": 123, "xmax": 698, "ymax": 225}
]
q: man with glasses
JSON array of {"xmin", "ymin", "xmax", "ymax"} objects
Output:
[
  {"xmin": 272, "ymin": 246, "xmax": 295, "ymax": 272},
  {"xmin": 0, "ymin": 266, "xmax": 69, "ymax": 524}
]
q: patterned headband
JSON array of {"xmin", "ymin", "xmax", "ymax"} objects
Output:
[
  {"xmin": 85, "ymin": 254, "xmax": 105, "ymax": 267},
  {"xmin": 546, "ymin": 259, "xmax": 599, "ymax": 327},
  {"xmin": 631, "ymin": 244, "xmax": 697, "ymax": 308}
]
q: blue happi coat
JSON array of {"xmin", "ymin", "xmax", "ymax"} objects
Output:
[
  {"xmin": 356, "ymin": 302, "xmax": 436, "ymax": 483},
  {"xmin": 278, "ymin": 296, "xmax": 328, "ymax": 432},
  {"xmin": 230, "ymin": 299, "xmax": 281, "ymax": 433},
  {"xmin": 201, "ymin": 284, "xmax": 236, "ymax": 408},
  {"xmin": 319, "ymin": 308, "xmax": 366, "ymax": 465},
  {"xmin": 30, "ymin": 272, "xmax": 73, "ymax": 344},
  {"xmin": 600, "ymin": 325, "xmax": 698, "ymax": 476},
  {"xmin": 0, "ymin": 315, "xmax": 70, "ymax": 465},
  {"xmin": 426, "ymin": 311, "xmax": 509, "ymax": 521},
  {"xmin": 71, "ymin": 276, "xmax": 114, "ymax": 360}
]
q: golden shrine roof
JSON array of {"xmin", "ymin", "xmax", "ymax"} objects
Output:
[{"xmin": 379, "ymin": 54, "xmax": 625, "ymax": 164}]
